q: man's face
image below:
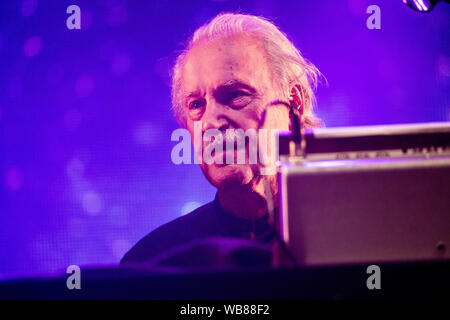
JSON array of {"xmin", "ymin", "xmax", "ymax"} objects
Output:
[{"xmin": 181, "ymin": 35, "xmax": 290, "ymax": 189}]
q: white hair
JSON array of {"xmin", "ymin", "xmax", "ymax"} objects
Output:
[{"xmin": 171, "ymin": 12, "xmax": 324, "ymax": 128}]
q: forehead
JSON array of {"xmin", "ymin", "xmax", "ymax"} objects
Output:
[{"xmin": 181, "ymin": 35, "xmax": 273, "ymax": 94}]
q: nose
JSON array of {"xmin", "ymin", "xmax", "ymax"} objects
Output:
[{"xmin": 202, "ymin": 98, "xmax": 229, "ymax": 132}]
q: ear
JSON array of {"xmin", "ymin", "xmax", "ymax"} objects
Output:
[
  {"xmin": 289, "ymin": 84, "xmax": 305, "ymax": 114},
  {"xmin": 287, "ymin": 84, "xmax": 304, "ymax": 133},
  {"xmin": 289, "ymin": 85, "xmax": 324, "ymax": 129}
]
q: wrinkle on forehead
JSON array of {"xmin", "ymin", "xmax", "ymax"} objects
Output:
[{"xmin": 181, "ymin": 34, "xmax": 276, "ymax": 96}]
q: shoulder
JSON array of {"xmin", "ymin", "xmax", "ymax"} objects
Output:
[{"xmin": 120, "ymin": 200, "xmax": 219, "ymax": 267}]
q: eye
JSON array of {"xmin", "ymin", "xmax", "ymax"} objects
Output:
[
  {"xmin": 231, "ymin": 90, "xmax": 248, "ymax": 99},
  {"xmin": 228, "ymin": 90, "xmax": 252, "ymax": 108},
  {"xmin": 189, "ymin": 99, "xmax": 206, "ymax": 110}
]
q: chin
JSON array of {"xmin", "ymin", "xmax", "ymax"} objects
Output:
[{"xmin": 203, "ymin": 163, "xmax": 255, "ymax": 189}]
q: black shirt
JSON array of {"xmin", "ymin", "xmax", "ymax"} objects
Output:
[{"xmin": 120, "ymin": 194, "xmax": 275, "ymax": 268}]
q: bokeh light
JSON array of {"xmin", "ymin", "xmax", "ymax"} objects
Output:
[
  {"xmin": 23, "ymin": 35, "xmax": 42, "ymax": 57},
  {"xmin": 107, "ymin": 5, "xmax": 128, "ymax": 27},
  {"xmin": 6, "ymin": 167, "xmax": 24, "ymax": 192},
  {"xmin": 74, "ymin": 75, "xmax": 94, "ymax": 98},
  {"xmin": 111, "ymin": 53, "xmax": 131, "ymax": 76},
  {"xmin": 20, "ymin": 0, "xmax": 38, "ymax": 17},
  {"xmin": 82, "ymin": 191, "xmax": 104, "ymax": 216}
]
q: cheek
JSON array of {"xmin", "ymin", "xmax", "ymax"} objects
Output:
[
  {"xmin": 185, "ymin": 123, "xmax": 198, "ymax": 148},
  {"xmin": 274, "ymin": 109, "xmax": 291, "ymax": 131},
  {"xmin": 234, "ymin": 99, "xmax": 266, "ymax": 129},
  {"xmin": 185, "ymin": 118, "xmax": 197, "ymax": 135},
  {"xmin": 262, "ymin": 105, "xmax": 291, "ymax": 131},
  {"xmin": 234, "ymin": 113, "xmax": 258, "ymax": 129}
]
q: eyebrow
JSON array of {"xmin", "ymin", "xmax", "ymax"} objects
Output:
[
  {"xmin": 216, "ymin": 79, "xmax": 257, "ymax": 94},
  {"xmin": 185, "ymin": 90, "xmax": 202, "ymax": 100},
  {"xmin": 184, "ymin": 79, "xmax": 257, "ymax": 101}
]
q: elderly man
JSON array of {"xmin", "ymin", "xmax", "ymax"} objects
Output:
[{"xmin": 120, "ymin": 13, "xmax": 322, "ymax": 268}]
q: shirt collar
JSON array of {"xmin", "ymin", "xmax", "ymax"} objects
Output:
[{"xmin": 212, "ymin": 193, "xmax": 274, "ymax": 241}]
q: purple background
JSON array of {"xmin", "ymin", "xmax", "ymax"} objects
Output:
[{"xmin": 0, "ymin": 0, "xmax": 449, "ymax": 279}]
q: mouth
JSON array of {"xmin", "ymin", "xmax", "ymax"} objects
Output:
[
  {"xmin": 205, "ymin": 135, "xmax": 248, "ymax": 166},
  {"xmin": 210, "ymin": 146, "xmax": 245, "ymax": 166}
]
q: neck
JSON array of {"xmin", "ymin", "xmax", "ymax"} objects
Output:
[{"xmin": 217, "ymin": 174, "xmax": 278, "ymax": 221}]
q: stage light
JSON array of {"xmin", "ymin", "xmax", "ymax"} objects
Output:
[{"xmin": 402, "ymin": 0, "xmax": 450, "ymax": 12}]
